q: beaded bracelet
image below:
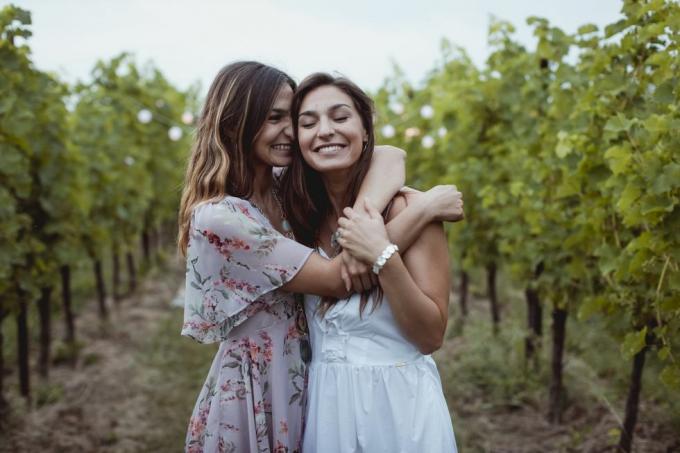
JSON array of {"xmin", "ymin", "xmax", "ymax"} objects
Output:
[{"xmin": 372, "ymin": 244, "xmax": 399, "ymax": 275}]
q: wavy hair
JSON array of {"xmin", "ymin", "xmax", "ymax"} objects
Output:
[{"xmin": 178, "ymin": 61, "xmax": 295, "ymax": 256}]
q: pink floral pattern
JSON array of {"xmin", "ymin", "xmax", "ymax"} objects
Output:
[{"xmin": 182, "ymin": 196, "xmax": 313, "ymax": 452}]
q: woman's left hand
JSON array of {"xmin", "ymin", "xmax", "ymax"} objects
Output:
[
  {"xmin": 337, "ymin": 198, "xmax": 391, "ymax": 266},
  {"xmin": 340, "ymin": 250, "xmax": 378, "ymax": 292}
]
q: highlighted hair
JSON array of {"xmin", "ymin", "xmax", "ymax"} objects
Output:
[{"xmin": 178, "ymin": 61, "xmax": 294, "ymax": 256}]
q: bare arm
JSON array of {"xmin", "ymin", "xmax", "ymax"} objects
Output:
[
  {"xmin": 285, "ymin": 187, "xmax": 458, "ymax": 298},
  {"xmin": 281, "ymin": 252, "xmax": 350, "ymax": 298},
  {"xmin": 378, "ymin": 220, "xmax": 450, "ymax": 354},
  {"xmin": 337, "ymin": 197, "xmax": 452, "ymax": 354},
  {"xmin": 378, "ymin": 187, "xmax": 462, "ymax": 251},
  {"xmin": 285, "ymin": 144, "xmax": 404, "ymax": 295},
  {"xmin": 284, "ymin": 147, "xmax": 462, "ymax": 298},
  {"xmin": 339, "ymin": 185, "xmax": 463, "ymax": 290},
  {"xmin": 354, "ymin": 145, "xmax": 406, "ymax": 211}
]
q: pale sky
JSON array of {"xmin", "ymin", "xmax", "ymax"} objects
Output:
[{"xmin": 13, "ymin": 0, "xmax": 624, "ymax": 93}]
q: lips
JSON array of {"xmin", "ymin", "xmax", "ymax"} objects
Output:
[
  {"xmin": 271, "ymin": 144, "xmax": 291, "ymax": 152},
  {"xmin": 313, "ymin": 143, "xmax": 346, "ymax": 154}
]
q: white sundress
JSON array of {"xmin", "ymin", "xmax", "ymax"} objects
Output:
[{"xmin": 302, "ymin": 251, "xmax": 458, "ymax": 453}]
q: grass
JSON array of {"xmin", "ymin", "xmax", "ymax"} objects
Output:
[
  {"xmin": 133, "ymin": 307, "xmax": 217, "ymax": 452},
  {"xmin": 434, "ymin": 271, "xmax": 680, "ymax": 452}
]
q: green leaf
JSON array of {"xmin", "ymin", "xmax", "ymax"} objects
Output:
[
  {"xmin": 604, "ymin": 19, "xmax": 628, "ymax": 38},
  {"xmin": 577, "ymin": 24, "xmax": 598, "ymax": 35},
  {"xmin": 616, "ymin": 182, "xmax": 642, "ymax": 213},
  {"xmin": 645, "ymin": 52, "xmax": 671, "ymax": 67},
  {"xmin": 643, "ymin": 114, "xmax": 668, "ymax": 132},
  {"xmin": 604, "ymin": 144, "xmax": 632, "ymax": 175},
  {"xmin": 659, "ymin": 297, "xmax": 680, "ymax": 312},
  {"xmin": 638, "ymin": 194, "xmax": 675, "ymax": 219},
  {"xmin": 555, "ymin": 141, "xmax": 572, "ymax": 158},
  {"xmin": 660, "ymin": 365, "xmax": 680, "ymax": 390},
  {"xmin": 555, "ymin": 131, "xmax": 572, "ymax": 158},
  {"xmin": 652, "ymin": 163, "xmax": 680, "ymax": 195},
  {"xmin": 555, "ymin": 177, "xmax": 580, "ymax": 198},
  {"xmin": 604, "ymin": 114, "xmax": 634, "ymax": 133},
  {"xmin": 621, "ymin": 327, "xmax": 647, "ymax": 360}
]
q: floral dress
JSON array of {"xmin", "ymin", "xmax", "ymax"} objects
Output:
[{"xmin": 182, "ymin": 196, "xmax": 313, "ymax": 453}]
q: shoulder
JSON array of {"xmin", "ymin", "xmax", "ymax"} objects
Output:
[{"xmin": 192, "ymin": 196, "xmax": 261, "ymax": 230}]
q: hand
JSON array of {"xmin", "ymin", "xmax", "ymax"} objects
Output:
[
  {"xmin": 336, "ymin": 198, "xmax": 391, "ymax": 265},
  {"xmin": 423, "ymin": 185, "xmax": 464, "ymax": 222},
  {"xmin": 340, "ymin": 250, "xmax": 378, "ymax": 293}
]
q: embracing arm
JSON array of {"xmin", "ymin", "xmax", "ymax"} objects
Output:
[
  {"xmin": 355, "ymin": 145, "xmax": 406, "ymax": 211},
  {"xmin": 283, "ymin": 148, "xmax": 461, "ymax": 298},
  {"xmin": 336, "ymin": 197, "xmax": 452, "ymax": 354},
  {"xmin": 280, "ymin": 207, "xmax": 434, "ymax": 297},
  {"xmin": 339, "ymin": 186, "xmax": 463, "ymax": 288},
  {"xmin": 281, "ymin": 252, "xmax": 349, "ymax": 298},
  {"xmin": 381, "ymin": 187, "xmax": 462, "ymax": 252},
  {"xmin": 281, "ymin": 145, "xmax": 404, "ymax": 297}
]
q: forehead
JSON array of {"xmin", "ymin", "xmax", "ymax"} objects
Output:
[
  {"xmin": 300, "ymin": 85, "xmax": 354, "ymax": 112},
  {"xmin": 273, "ymin": 84, "xmax": 293, "ymax": 108}
]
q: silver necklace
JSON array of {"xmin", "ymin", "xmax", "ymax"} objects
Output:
[
  {"xmin": 272, "ymin": 184, "xmax": 293, "ymax": 236},
  {"xmin": 249, "ymin": 187, "xmax": 292, "ymax": 238}
]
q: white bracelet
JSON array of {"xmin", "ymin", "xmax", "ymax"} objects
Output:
[{"xmin": 372, "ymin": 244, "xmax": 399, "ymax": 275}]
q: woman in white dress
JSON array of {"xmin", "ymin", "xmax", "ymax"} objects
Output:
[{"xmin": 282, "ymin": 73, "xmax": 460, "ymax": 452}]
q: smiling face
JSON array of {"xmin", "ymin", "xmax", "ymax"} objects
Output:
[
  {"xmin": 297, "ymin": 85, "xmax": 368, "ymax": 175},
  {"xmin": 252, "ymin": 83, "xmax": 294, "ymax": 167}
]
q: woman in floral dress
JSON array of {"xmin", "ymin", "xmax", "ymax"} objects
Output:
[{"xmin": 178, "ymin": 62, "xmax": 463, "ymax": 453}]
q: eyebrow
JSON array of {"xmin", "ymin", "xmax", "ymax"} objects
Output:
[
  {"xmin": 298, "ymin": 103, "xmax": 352, "ymax": 118},
  {"xmin": 270, "ymin": 108, "xmax": 289, "ymax": 114}
]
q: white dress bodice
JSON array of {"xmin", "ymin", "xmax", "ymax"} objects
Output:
[{"xmin": 302, "ymin": 256, "xmax": 458, "ymax": 453}]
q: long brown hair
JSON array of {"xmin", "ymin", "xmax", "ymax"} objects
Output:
[
  {"xmin": 282, "ymin": 73, "xmax": 376, "ymax": 247},
  {"xmin": 281, "ymin": 73, "xmax": 380, "ymax": 316},
  {"xmin": 178, "ymin": 61, "xmax": 295, "ymax": 256}
]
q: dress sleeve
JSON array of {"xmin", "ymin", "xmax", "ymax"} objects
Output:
[{"xmin": 181, "ymin": 197, "xmax": 313, "ymax": 344}]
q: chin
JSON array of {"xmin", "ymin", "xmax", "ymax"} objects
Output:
[
  {"xmin": 269, "ymin": 155, "xmax": 293, "ymax": 167},
  {"xmin": 308, "ymin": 158, "xmax": 357, "ymax": 174}
]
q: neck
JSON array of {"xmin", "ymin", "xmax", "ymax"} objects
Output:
[
  {"xmin": 251, "ymin": 161, "xmax": 274, "ymax": 203},
  {"xmin": 322, "ymin": 169, "xmax": 351, "ymax": 221}
]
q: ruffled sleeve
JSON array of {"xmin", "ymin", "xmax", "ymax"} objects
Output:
[{"xmin": 181, "ymin": 197, "xmax": 313, "ymax": 344}]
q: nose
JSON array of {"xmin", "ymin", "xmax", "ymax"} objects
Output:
[
  {"xmin": 317, "ymin": 117, "xmax": 334, "ymax": 138},
  {"xmin": 283, "ymin": 117, "xmax": 293, "ymax": 140}
]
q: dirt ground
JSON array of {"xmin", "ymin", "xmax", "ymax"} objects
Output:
[
  {"xmin": 0, "ymin": 261, "xmax": 677, "ymax": 452},
  {"xmin": 0, "ymin": 261, "xmax": 214, "ymax": 453},
  {"xmin": 436, "ymin": 338, "xmax": 679, "ymax": 453}
]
